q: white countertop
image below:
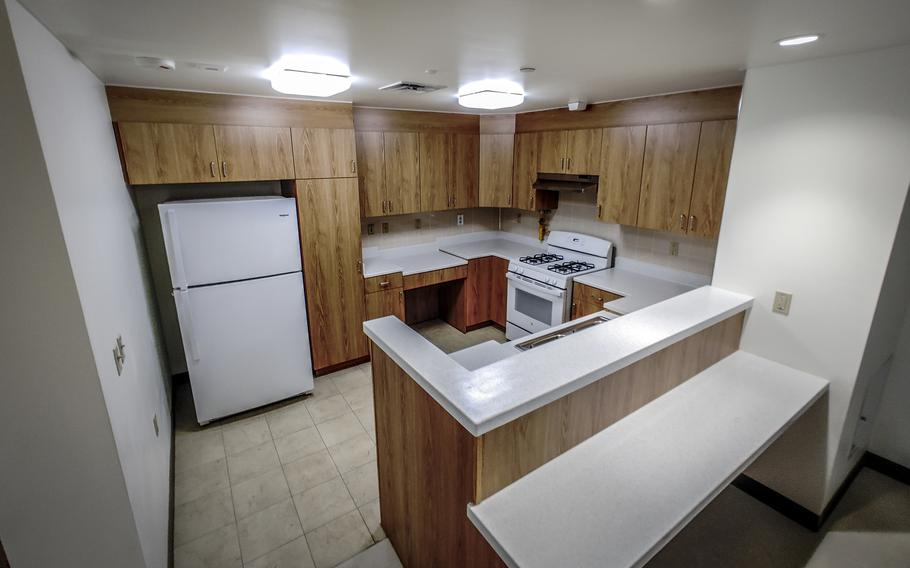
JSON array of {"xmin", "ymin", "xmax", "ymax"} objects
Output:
[
  {"xmin": 574, "ymin": 268, "xmax": 697, "ymax": 315},
  {"xmin": 363, "ymin": 285, "xmax": 753, "ymax": 436},
  {"xmin": 438, "ymin": 238, "xmax": 545, "ymax": 261},
  {"xmin": 362, "ymin": 247, "xmax": 466, "ymax": 278},
  {"xmin": 467, "ymin": 351, "xmax": 829, "ymax": 568}
]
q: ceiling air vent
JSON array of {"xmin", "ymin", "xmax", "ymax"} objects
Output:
[{"xmin": 379, "ymin": 81, "xmax": 446, "ymax": 94}]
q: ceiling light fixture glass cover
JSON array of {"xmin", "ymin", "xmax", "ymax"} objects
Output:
[
  {"xmin": 457, "ymin": 80, "xmax": 525, "ymax": 109},
  {"xmin": 777, "ymin": 34, "xmax": 820, "ymax": 47},
  {"xmin": 265, "ymin": 55, "xmax": 352, "ymax": 97}
]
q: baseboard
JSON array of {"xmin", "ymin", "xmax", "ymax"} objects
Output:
[
  {"xmin": 865, "ymin": 452, "xmax": 910, "ymax": 486},
  {"xmin": 731, "ymin": 475, "xmax": 821, "ymax": 531},
  {"xmin": 314, "ymin": 356, "xmax": 370, "ymax": 377}
]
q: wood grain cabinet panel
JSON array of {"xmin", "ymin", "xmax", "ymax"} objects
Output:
[
  {"xmin": 570, "ymin": 282, "xmax": 623, "ymax": 319},
  {"xmin": 294, "ymin": 178, "xmax": 368, "ymax": 371},
  {"xmin": 213, "ymin": 125, "xmax": 294, "ymax": 182},
  {"xmin": 117, "ymin": 122, "xmax": 220, "ymax": 184},
  {"xmin": 596, "ymin": 125, "xmax": 647, "ymax": 226},
  {"xmin": 537, "ymin": 130, "xmax": 567, "ymax": 173},
  {"xmin": 419, "ymin": 132, "xmax": 454, "ymax": 212},
  {"xmin": 511, "ymin": 132, "xmax": 538, "ymax": 210},
  {"xmin": 489, "ymin": 256, "xmax": 508, "ymax": 327},
  {"xmin": 355, "ymin": 131, "xmax": 386, "ymax": 217},
  {"xmin": 465, "ymin": 256, "xmax": 508, "ymax": 328},
  {"xmin": 364, "ymin": 289, "xmax": 405, "ymax": 321},
  {"xmin": 383, "ymin": 132, "xmax": 421, "ymax": 215},
  {"xmin": 564, "ymin": 128, "xmax": 602, "ymax": 174},
  {"xmin": 637, "ymin": 122, "xmax": 701, "ymax": 234},
  {"xmin": 689, "ymin": 119, "xmax": 736, "ymax": 239},
  {"xmin": 480, "ymin": 134, "xmax": 515, "ymax": 207},
  {"xmin": 292, "ymin": 127, "xmax": 357, "ymax": 179},
  {"xmin": 364, "ymin": 272, "xmax": 404, "ymax": 294},
  {"xmin": 453, "ymin": 133, "xmax": 479, "ymax": 209}
]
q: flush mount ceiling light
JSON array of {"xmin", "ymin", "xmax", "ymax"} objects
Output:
[
  {"xmin": 265, "ymin": 55, "xmax": 352, "ymax": 97},
  {"xmin": 777, "ymin": 34, "xmax": 821, "ymax": 47},
  {"xmin": 457, "ymin": 80, "xmax": 525, "ymax": 110}
]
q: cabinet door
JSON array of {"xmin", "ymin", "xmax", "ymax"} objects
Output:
[
  {"xmin": 564, "ymin": 129, "xmax": 602, "ymax": 174},
  {"xmin": 490, "ymin": 256, "xmax": 509, "ymax": 327},
  {"xmin": 537, "ymin": 130, "xmax": 567, "ymax": 173},
  {"xmin": 213, "ymin": 125, "xmax": 294, "ymax": 182},
  {"xmin": 511, "ymin": 132, "xmax": 539, "ymax": 211},
  {"xmin": 355, "ymin": 131, "xmax": 386, "ymax": 217},
  {"xmin": 453, "ymin": 133, "xmax": 479, "ymax": 209},
  {"xmin": 364, "ymin": 289, "xmax": 405, "ymax": 321},
  {"xmin": 292, "ymin": 128, "xmax": 357, "ymax": 179},
  {"xmin": 480, "ymin": 133, "xmax": 515, "ymax": 208},
  {"xmin": 296, "ymin": 178, "xmax": 368, "ymax": 371},
  {"xmin": 597, "ymin": 126, "xmax": 646, "ymax": 226},
  {"xmin": 118, "ymin": 122, "xmax": 220, "ymax": 184},
  {"xmin": 465, "ymin": 257, "xmax": 493, "ymax": 328},
  {"xmin": 419, "ymin": 132, "xmax": 453, "ymax": 212},
  {"xmin": 689, "ymin": 119, "xmax": 736, "ymax": 239},
  {"xmin": 637, "ymin": 122, "xmax": 701, "ymax": 234},
  {"xmin": 384, "ymin": 132, "xmax": 421, "ymax": 215}
]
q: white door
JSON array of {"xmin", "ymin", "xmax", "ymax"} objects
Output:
[
  {"xmin": 160, "ymin": 196, "xmax": 301, "ymax": 288},
  {"xmin": 175, "ymin": 271, "xmax": 314, "ymax": 423}
]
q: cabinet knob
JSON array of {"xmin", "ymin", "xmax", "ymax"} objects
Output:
[
  {"xmin": 679, "ymin": 213, "xmax": 687, "ymax": 230},
  {"xmin": 210, "ymin": 161, "xmax": 217, "ymax": 178},
  {"xmin": 222, "ymin": 161, "xmax": 228, "ymax": 178}
]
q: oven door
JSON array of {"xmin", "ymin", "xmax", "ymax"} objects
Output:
[{"xmin": 506, "ymin": 272, "xmax": 567, "ymax": 337}]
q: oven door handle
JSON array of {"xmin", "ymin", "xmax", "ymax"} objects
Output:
[{"xmin": 506, "ymin": 272, "xmax": 564, "ymax": 298}]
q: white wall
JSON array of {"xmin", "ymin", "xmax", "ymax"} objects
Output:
[
  {"xmin": 0, "ymin": 1, "xmax": 147, "ymax": 566},
  {"xmin": 5, "ymin": 1, "xmax": 171, "ymax": 566},
  {"xmin": 713, "ymin": 44, "xmax": 910, "ymax": 512}
]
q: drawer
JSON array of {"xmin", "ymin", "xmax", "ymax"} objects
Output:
[
  {"xmin": 364, "ymin": 272, "xmax": 403, "ymax": 293},
  {"xmin": 403, "ymin": 265, "xmax": 468, "ymax": 290},
  {"xmin": 573, "ymin": 282, "xmax": 623, "ymax": 306}
]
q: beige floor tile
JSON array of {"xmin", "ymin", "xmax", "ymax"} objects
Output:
[
  {"xmin": 284, "ymin": 449, "xmax": 340, "ymax": 495},
  {"xmin": 227, "ymin": 440, "xmax": 281, "ymax": 486},
  {"xmin": 342, "ymin": 385, "xmax": 374, "ymax": 414},
  {"xmin": 174, "ymin": 523, "xmax": 242, "ymax": 568},
  {"xmin": 336, "ymin": 539, "xmax": 401, "ymax": 568},
  {"xmin": 175, "ymin": 457, "xmax": 229, "ymax": 506},
  {"xmin": 308, "ymin": 377, "xmax": 340, "ymax": 403},
  {"xmin": 331, "ymin": 367, "xmax": 371, "ymax": 395},
  {"xmin": 244, "ymin": 536, "xmax": 315, "ymax": 568},
  {"xmin": 353, "ymin": 407, "xmax": 376, "ymax": 439},
  {"xmin": 175, "ymin": 428, "xmax": 225, "ymax": 473},
  {"xmin": 327, "ymin": 434, "xmax": 376, "ymax": 475},
  {"xmin": 174, "ymin": 487, "xmax": 235, "ymax": 547},
  {"xmin": 275, "ymin": 427, "xmax": 326, "ymax": 465},
  {"xmin": 222, "ymin": 417, "xmax": 272, "ymax": 456},
  {"xmin": 305, "ymin": 394, "xmax": 351, "ymax": 424},
  {"xmin": 232, "ymin": 468, "xmax": 291, "ymax": 520},
  {"xmin": 317, "ymin": 413, "xmax": 366, "ymax": 447},
  {"xmin": 237, "ymin": 499, "xmax": 304, "ymax": 564},
  {"xmin": 305, "ymin": 510, "xmax": 373, "ymax": 568},
  {"xmin": 342, "ymin": 461, "xmax": 379, "ymax": 507},
  {"xmin": 293, "ymin": 477, "xmax": 357, "ymax": 533},
  {"xmin": 267, "ymin": 402, "xmax": 315, "ymax": 439},
  {"xmin": 359, "ymin": 499, "xmax": 385, "ymax": 542}
]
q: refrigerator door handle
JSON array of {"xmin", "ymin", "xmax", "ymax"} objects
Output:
[
  {"xmin": 164, "ymin": 209, "xmax": 189, "ymax": 290},
  {"xmin": 174, "ymin": 290, "xmax": 201, "ymax": 361}
]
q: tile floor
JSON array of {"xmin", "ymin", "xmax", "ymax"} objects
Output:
[
  {"xmin": 411, "ymin": 319, "xmax": 506, "ymax": 353},
  {"xmin": 172, "ymin": 362, "xmax": 399, "ymax": 568}
]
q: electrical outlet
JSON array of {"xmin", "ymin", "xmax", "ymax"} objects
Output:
[
  {"xmin": 669, "ymin": 241, "xmax": 679, "ymax": 256},
  {"xmin": 415, "ymin": 218, "xmax": 422, "ymax": 229},
  {"xmin": 381, "ymin": 222, "xmax": 389, "ymax": 234},
  {"xmin": 772, "ymin": 291, "xmax": 793, "ymax": 315},
  {"xmin": 153, "ymin": 414, "xmax": 159, "ymax": 437},
  {"xmin": 113, "ymin": 335, "xmax": 126, "ymax": 376},
  {"xmin": 456, "ymin": 214, "xmax": 464, "ymax": 226},
  {"xmin": 367, "ymin": 223, "xmax": 374, "ymax": 235}
]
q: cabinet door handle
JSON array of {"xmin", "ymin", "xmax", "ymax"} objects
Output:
[
  {"xmin": 351, "ymin": 160, "xmax": 357, "ymax": 174},
  {"xmin": 452, "ymin": 195, "xmax": 456, "ymax": 207},
  {"xmin": 679, "ymin": 213, "xmax": 687, "ymax": 230},
  {"xmin": 387, "ymin": 200, "xmax": 393, "ymax": 213},
  {"xmin": 221, "ymin": 161, "xmax": 228, "ymax": 178},
  {"xmin": 566, "ymin": 157, "xmax": 572, "ymax": 171},
  {"xmin": 593, "ymin": 295, "xmax": 604, "ymax": 303},
  {"xmin": 560, "ymin": 157, "xmax": 565, "ymax": 170},
  {"xmin": 688, "ymin": 215, "xmax": 697, "ymax": 232},
  {"xmin": 379, "ymin": 281, "xmax": 390, "ymax": 288},
  {"xmin": 357, "ymin": 260, "xmax": 363, "ymax": 275},
  {"xmin": 382, "ymin": 200, "xmax": 386, "ymax": 214},
  {"xmin": 210, "ymin": 161, "xmax": 217, "ymax": 178},
  {"xmin": 597, "ymin": 204, "xmax": 602, "ymax": 218}
]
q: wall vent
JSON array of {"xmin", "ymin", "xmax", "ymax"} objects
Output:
[{"xmin": 379, "ymin": 81, "xmax": 446, "ymax": 94}]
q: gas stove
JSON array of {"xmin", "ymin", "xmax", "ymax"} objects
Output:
[{"xmin": 518, "ymin": 253, "xmax": 564, "ymax": 265}]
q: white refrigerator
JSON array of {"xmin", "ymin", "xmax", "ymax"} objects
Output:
[{"xmin": 159, "ymin": 196, "xmax": 314, "ymax": 424}]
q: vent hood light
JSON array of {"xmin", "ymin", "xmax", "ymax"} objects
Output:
[
  {"xmin": 457, "ymin": 80, "xmax": 524, "ymax": 110},
  {"xmin": 777, "ymin": 34, "xmax": 820, "ymax": 47},
  {"xmin": 265, "ymin": 55, "xmax": 351, "ymax": 97}
]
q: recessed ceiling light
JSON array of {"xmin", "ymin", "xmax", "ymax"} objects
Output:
[
  {"xmin": 264, "ymin": 55, "xmax": 352, "ymax": 97},
  {"xmin": 457, "ymin": 80, "xmax": 525, "ymax": 110},
  {"xmin": 777, "ymin": 34, "xmax": 820, "ymax": 47}
]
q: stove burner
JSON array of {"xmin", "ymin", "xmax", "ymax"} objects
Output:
[
  {"xmin": 519, "ymin": 253, "xmax": 564, "ymax": 265},
  {"xmin": 547, "ymin": 261, "xmax": 595, "ymax": 274}
]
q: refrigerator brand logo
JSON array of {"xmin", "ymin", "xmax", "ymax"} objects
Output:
[{"xmin": 279, "ymin": 213, "xmax": 290, "ymax": 217}]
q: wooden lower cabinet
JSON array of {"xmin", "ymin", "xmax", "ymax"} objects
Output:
[
  {"xmin": 570, "ymin": 282, "xmax": 623, "ymax": 320},
  {"xmin": 364, "ymin": 288, "xmax": 405, "ymax": 321},
  {"xmin": 466, "ymin": 256, "xmax": 508, "ymax": 329},
  {"xmin": 290, "ymin": 178, "xmax": 368, "ymax": 372}
]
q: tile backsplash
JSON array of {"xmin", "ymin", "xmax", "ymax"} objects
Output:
[{"xmin": 361, "ymin": 208, "xmax": 500, "ymax": 249}]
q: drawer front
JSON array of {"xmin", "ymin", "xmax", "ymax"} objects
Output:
[
  {"xmin": 403, "ymin": 265, "xmax": 468, "ymax": 290},
  {"xmin": 573, "ymin": 282, "xmax": 623, "ymax": 306},
  {"xmin": 364, "ymin": 272, "xmax": 403, "ymax": 293}
]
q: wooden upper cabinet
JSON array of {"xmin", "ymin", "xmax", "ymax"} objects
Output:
[
  {"xmin": 213, "ymin": 125, "xmax": 294, "ymax": 182},
  {"xmin": 292, "ymin": 128, "xmax": 357, "ymax": 179},
  {"xmin": 689, "ymin": 119, "xmax": 736, "ymax": 239},
  {"xmin": 511, "ymin": 132, "xmax": 539, "ymax": 211},
  {"xmin": 419, "ymin": 132, "xmax": 453, "ymax": 212},
  {"xmin": 537, "ymin": 130, "xmax": 567, "ymax": 173},
  {"xmin": 356, "ymin": 131, "xmax": 385, "ymax": 218},
  {"xmin": 117, "ymin": 122, "xmax": 220, "ymax": 184},
  {"xmin": 383, "ymin": 132, "xmax": 421, "ymax": 215},
  {"xmin": 637, "ymin": 122, "xmax": 701, "ymax": 234},
  {"xmin": 480, "ymin": 133, "xmax": 515, "ymax": 208},
  {"xmin": 597, "ymin": 125, "xmax": 646, "ymax": 226},
  {"xmin": 453, "ymin": 133, "xmax": 479, "ymax": 209},
  {"xmin": 564, "ymin": 129, "xmax": 602, "ymax": 174}
]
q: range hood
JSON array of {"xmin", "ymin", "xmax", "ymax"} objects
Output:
[{"xmin": 533, "ymin": 173, "xmax": 598, "ymax": 192}]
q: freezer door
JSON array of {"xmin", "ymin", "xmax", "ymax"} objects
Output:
[
  {"xmin": 160, "ymin": 196, "xmax": 301, "ymax": 288},
  {"xmin": 174, "ymin": 272, "xmax": 314, "ymax": 423}
]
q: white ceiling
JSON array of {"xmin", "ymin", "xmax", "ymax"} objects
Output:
[{"xmin": 17, "ymin": 0, "xmax": 910, "ymax": 113}]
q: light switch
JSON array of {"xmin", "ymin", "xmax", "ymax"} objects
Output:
[{"xmin": 772, "ymin": 291, "xmax": 793, "ymax": 315}]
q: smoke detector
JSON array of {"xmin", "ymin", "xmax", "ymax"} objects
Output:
[
  {"xmin": 134, "ymin": 56, "xmax": 175, "ymax": 71},
  {"xmin": 186, "ymin": 62, "xmax": 228, "ymax": 73},
  {"xmin": 379, "ymin": 81, "xmax": 446, "ymax": 94}
]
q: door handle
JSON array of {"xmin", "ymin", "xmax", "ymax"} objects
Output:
[
  {"xmin": 210, "ymin": 161, "xmax": 217, "ymax": 178},
  {"xmin": 221, "ymin": 161, "xmax": 228, "ymax": 178},
  {"xmin": 688, "ymin": 215, "xmax": 697, "ymax": 232}
]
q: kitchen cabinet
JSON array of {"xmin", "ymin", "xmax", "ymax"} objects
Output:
[
  {"xmin": 596, "ymin": 125, "xmax": 647, "ymax": 226},
  {"xmin": 453, "ymin": 133, "xmax": 479, "ymax": 209},
  {"xmin": 688, "ymin": 119, "xmax": 736, "ymax": 239},
  {"xmin": 293, "ymin": 178, "xmax": 368, "ymax": 372},
  {"xmin": 480, "ymin": 133, "xmax": 515, "ymax": 207},
  {"xmin": 383, "ymin": 132, "xmax": 421, "ymax": 215},
  {"xmin": 292, "ymin": 127, "xmax": 357, "ymax": 179},
  {"xmin": 420, "ymin": 133, "xmax": 478, "ymax": 211},
  {"xmin": 489, "ymin": 257, "xmax": 508, "ymax": 327},
  {"xmin": 213, "ymin": 125, "xmax": 295, "ymax": 182},
  {"xmin": 537, "ymin": 129, "xmax": 602, "ymax": 175},
  {"xmin": 355, "ymin": 131, "xmax": 386, "ymax": 217},
  {"xmin": 571, "ymin": 282, "xmax": 623, "ymax": 320},
  {"xmin": 466, "ymin": 256, "xmax": 508, "ymax": 328},
  {"xmin": 510, "ymin": 132, "xmax": 559, "ymax": 212},
  {"xmin": 637, "ymin": 122, "xmax": 701, "ymax": 234},
  {"xmin": 117, "ymin": 122, "xmax": 221, "ymax": 184},
  {"xmin": 364, "ymin": 272, "xmax": 404, "ymax": 293},
  {"xmin": 364, "ymin": 273, "xmax": 405, "ymax": 322}
]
